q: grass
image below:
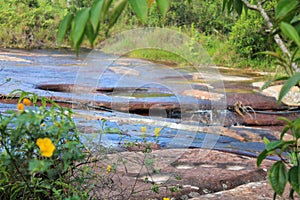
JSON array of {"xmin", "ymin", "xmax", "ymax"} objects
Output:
[
  {"xmin": 126, "ymin": 49, "xmax": 190, "ymax": 66},
  {"xmin": 108, "ymin": 28, "xmax": 274, "ymax": 73}
]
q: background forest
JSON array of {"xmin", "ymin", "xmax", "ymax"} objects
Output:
[{"xmin": 0, "ymin": 0, "xmax": 275, "ymax": 70}]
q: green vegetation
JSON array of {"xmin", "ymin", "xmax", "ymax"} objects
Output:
[
  {"xmin": 0, "ymin": 0, "xmax": 66, "ymax": 48},
  {"xmin": 0, "ymin": 90, "xmax": 89, "ymax": 199},
  {"xmin": 127, "ymin": 49, "xmax": 189, "ymax": 66},
  {"xmin": 0, "ymin": 90, "xmax": 171, "ymax": 199},
  {"xmin": 0, "ymin": 0, "xmax": 281, "ymax": 71},
  {"xmin": 2, "ymin": 0, "xmax": 300, "ymax": 199}
]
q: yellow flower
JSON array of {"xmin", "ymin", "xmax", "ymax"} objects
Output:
[
  {"xmin": 22, "ymin": 98, "xmax": 31, "ymax": 106},
  {"xmin": 154, "ymin": 127, "xmax": 162, "ymax": 137},
  {"xmin": 17, "ymin": 103, "xmax": 24, "ymax": 111},
  {"xmin": 106, "ymin": 165, "xmax": 112, "ymax": 173},
  {"xmin": 36, "ymin": 138, "xmax": 56, "ymax": 157},
  {"xmin": 141, "ymin": 126, "xmax": 147, "ymax": 133},
  {"xmin": 163, "ymin": 198, "xmax": 170, "ymax": 200}
]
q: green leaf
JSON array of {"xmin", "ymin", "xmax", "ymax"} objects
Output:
[
  {"xmin": 259, "ymin": 51, "xmax": 286, "ymax": 62},
  {"xmin": 156, "ymin": 0, "xmax": 171, "ymax": 17},
  {"xmin": 222, "ymin": 0, "xmax": 227, "ymax": 12},
  {"xmin": 71, "ymin": 8, "xmax": 90, "ymax": 54},
  {"xmin": 90, "ymin": 0, "xmax": 104, "ymax": 32},
  {"xmin": 266, "ymin": 140, "xmax": 285, "ymax": 151},
  {"xmin": 260, "ymin": 76, "xmax": 289, "ymax": 91},
  {"xmin": 85, "ymin": 20, "xmax": 96, "ymax": 47},
  {"xmin": 280, "ymin": 126, "xmax": 290, "ymax": 140},
  {"xmin": 100, "ymin": 0, "xmax": 113, "ymax": 22},
  {"xmin": 128, "ymin": 0, "xmax": 148, "ymax": 23},
  {"xmin": 57, "ymin": 13, "xmax": 73, "ymax": 45},
  {"xmin": 278, "ymin": 117, "xmax": 292, "ymax": 126},
  {"xmin": 276, "ymin": 0, "xmax": 298, "ymax": 19},
  {"xmin": 289, "ymin": 166, "xmax": 300, "ymax": 195},
  {"xmin": 234, "ymin": 0, "xmax": 243, "ymax": 16},
  {"xmin": 263, "ymin": 137, "xmax": 270, "ymax": 145},
  {"xmin": 257, "ymin": 149, "xmax": 268, "ymax": 167},
  {"xmin": 108, "ymin": 0, "xmax": 128, "ymax": 29},
  {"xmin": 268, "ymin": 161, "xmax": 288, "ymax": 196},
  {"xmin": 292, "ymin": 118, "xmax": 300, "ymax": 139},
  {"xmin": 278, "ymin": 72, "xmax": 300, "ymax": 102},
  {"xmin": 280, "ymin": 22, "xmax": 300, "ymax": 48}
]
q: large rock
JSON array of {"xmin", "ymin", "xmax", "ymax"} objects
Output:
[
  {"xmin": 254, "ymin": 82, "xmax": 300, "ymax": 107},
  {"xmin": 90, "ymin": 148, "xmax": 275, "ymax": 199}
]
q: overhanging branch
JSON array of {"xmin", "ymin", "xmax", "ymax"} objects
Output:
[{"xmin": 240, "ymin": 0, "xmax": 298, "ymax": 71}]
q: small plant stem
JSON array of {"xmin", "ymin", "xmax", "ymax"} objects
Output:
[
  {"xmin": 296, "ymin": 139, "xmax": 299, "ymax": 166},
  {"xmin": 128, "ymin": 154, "xmax": 148, "ymax": 200}
]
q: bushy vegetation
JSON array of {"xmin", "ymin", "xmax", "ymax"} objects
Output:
[
  {"xmin": 0, "ymin": 90, "xmax": 90, "ymax": 199},
  {"xmin": 0, "ymin": 0, "xmax": 63, "ymax": 48},
  {"xmin": 0, "ymin": 0, "xmax": 277, "ymax": 70},
  {"xmin": 229, "ymin": 11, "xmax": 271, "ymax": 59},
  {"xmin": 0, "ymin": 90, "xmax": 175, "ymax": 199},
  {"xmin": 0, "ymin": 0, "xmax": 96, "ymax": 48}
]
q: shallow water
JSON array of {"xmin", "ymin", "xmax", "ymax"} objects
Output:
[{"xmin": 0, "ymin": 48, "xmax": 275, "ymax": 153}]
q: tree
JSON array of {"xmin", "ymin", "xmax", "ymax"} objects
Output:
[
  {"xmin": 223, "ymin": 0, "xmax": 300, "ymax": 72},
  {"xmin": 58, "ymin": 0, "xmax": 171, "ymax": 54}
]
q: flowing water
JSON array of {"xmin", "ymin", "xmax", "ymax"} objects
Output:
[{"xmin": 0, "ymin": 48, "xmax": 278, "ymax": 155}]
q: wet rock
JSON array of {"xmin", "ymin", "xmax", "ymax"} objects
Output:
[
  {"xmin": 109, "ymin": 66, "xmax": 140, "ymax": 76},
  {"xmin": 0, "ymin": 54, "xmax": 31, "ymax": 62},
  {"xmin": 223, "ymin": 110, "xmax": 299, "ymax": 127},
  {"xmin": 254, "ymin": 82, "xmax": 300, "ymax": 106},
  {"xmin": 180, "ymin": 195, "xmax": 189, "ymax": 200},
  {"xmin": 226, "ymin": 93, "xmax": 289, "ymax": 110},
  {"xmin": 188, "ymin": 192, "xmax": 200, "ymax": 198},
  {"xmin": 182, "ymin": 89, "xmax": 224, "ymax": 101}
]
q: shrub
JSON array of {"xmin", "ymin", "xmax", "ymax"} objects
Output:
[
  {"xmin": 0, "ymin": 90, "xmax": 90, "ymax": 199},
  {"xmin": 229, "ymin": 10, "xmax": 272, "ymax": 59},
  {"xmin": 0, "ymin": 0, "xmax": 68, "ymax": 48}
]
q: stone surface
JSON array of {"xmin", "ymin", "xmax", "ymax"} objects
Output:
[
  {"xmin": 182, "ymin": 89, "xmax": 224, "ymax": 101},
  {"xmin": 226, "ymin": 93, "xmax": 289, "ymax": 110},
  {"xmin": 191, "ymin": 180, "xmax": 299, "ymax": 200},
  {"xmin": 89, "ymin": 148, "xmax": 275, "ymax": 199},
  {"xmin": 254, "ymin": 81, "xmax": 300, "ymax": 106}
]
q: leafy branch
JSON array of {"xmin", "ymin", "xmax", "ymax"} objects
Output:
[{"xmin": 58, "ymin": 0, "xmax": 171, "ymax": 55}]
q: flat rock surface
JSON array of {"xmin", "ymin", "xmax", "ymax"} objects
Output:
[{"xmin": 89, "ymin": 148, "xmax": 292, "ymax": 199}]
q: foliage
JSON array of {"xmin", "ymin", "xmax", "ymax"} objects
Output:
[
  {"xmin": 249, "ymin": 0, "xmax": 300, "ymax": 198},
  {"xmin": 0, "ymin": 89, "xmax": 179, "ymax": 199},
  {"xmin": 0, "ymin": 0, "xmax": 70, "ymax": 48},
  {"xmin": 192, "ymin": 0, "xmax": 235, "ymax": 34},
  {"xmin": 257, "ymin": 117, "xmax": 300, "ymax": 199},
  {"xmin": 0, "ymin": 90, "xmax": 90, "ymax": 199},
  {"xmin": 229, "ymin": 10, "xmax": 272, "ymax": 59},
  {"xmin": 58, "ymin": 0, "xmax": 171, "ymax": 54}
]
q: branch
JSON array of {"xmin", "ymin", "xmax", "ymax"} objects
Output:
[
  {"xmin": 240, "ymin": 0, "xmax": 298, "ymax": 71},
  {"xmin": 241, "ymin": 0, "xmax": 259, "ymax": 11}
]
